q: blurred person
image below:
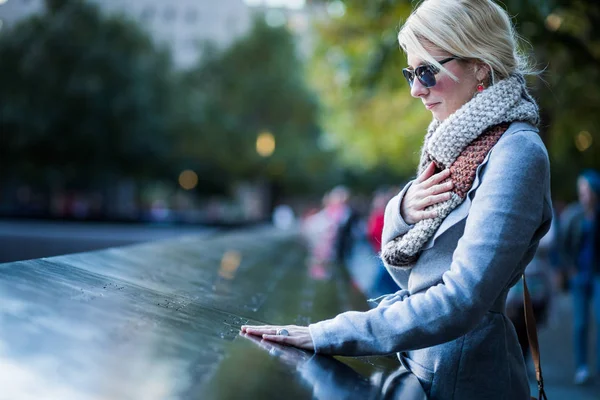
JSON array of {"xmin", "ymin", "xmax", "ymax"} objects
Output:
[
  {"xmin": 560, "ymin": 169, "xmax": 600, "ymax": 385},
  {"xmin": 366, "ymin": 189, "xmax": 399, "ymax": 298},
  {"xmin": 272, "ymin": 203, "xmax": 296, "ymax": 230},
  {"xmin": 331, "ymin": 186, "xmax": 358, "ymax": 265},
  {"xmin": 243, "ymin": 1, "xmax": 551, "ymax": 398},
  {"xmin": 301, "ymin": 189, "xmax": 349, "ymax": 279}
]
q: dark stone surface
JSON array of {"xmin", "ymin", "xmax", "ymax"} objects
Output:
[
  {"xmin": 0, "ymin": 219, "xmax": 216, "ymax": 263},
  {"xmin": 0, "ymin": 227, "xmax": 404, "ymax": 399}
]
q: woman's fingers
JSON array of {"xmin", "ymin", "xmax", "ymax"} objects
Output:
[
  {"xmin": 415, "ymin": 161, "xmax": 437, "ymax": 184},
  {"xmin": 241, "ymin": 324, "xmax": 296, "ymax": 336},
  {"xmin": 428, "ymin": 180, "xmax": 454, "ymax": 196},
  {"xmin": 422, "ymin": 168, "xmax": 451, "ymax": 188},
  {"xmin": 261, "ymin": 335, "xmax": 313, "ymax": 350},
  {"xmin": 262, "ymin": 327, "xmax": 314, "ymax": 350},
  {"xmin": 418, "ymin": 192, "xmax": 453, "ymax": 208},
  {"xmin": 418, "ymin": 209, "xmax": 439, "ymax": 220},
  {"xmin": 241, "ymin": 325, "xmax": 315, "ymax": 351},
  {"xmin": 241, "ymin": 325, "xmax": 279, "ymax": 336},
  {"xmin": 402, "ymin": 165, "xmax": 453, "ymax": 225}
]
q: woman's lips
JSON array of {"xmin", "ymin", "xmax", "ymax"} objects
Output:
[{"xmin": 425, "ymin": 102, "xmax": 440, "ymax": 110}]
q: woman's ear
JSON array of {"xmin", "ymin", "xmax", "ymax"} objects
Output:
[{"xmin": 475, "ymin": 62, "xmax": 491, "ymax": 82}]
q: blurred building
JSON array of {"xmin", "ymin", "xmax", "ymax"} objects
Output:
[
  {"xmin": 245, "ymin": 0, "xmax": 320, "ymax": 58},
  {"xmin": 0, "ymin": 0, "xmax": 324, "ymax": 67},
  {"xmin": 0, "ymin": 0, "xmax": 252, "ymax": 68},
  {"xmin": 103, "ymin": 0, "xmax": 253, "ymax": 68}
]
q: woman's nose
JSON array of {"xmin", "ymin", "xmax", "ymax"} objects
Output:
[{"xmin": 410, "ymin": 78, "xmax": 429, "ymax": 98}]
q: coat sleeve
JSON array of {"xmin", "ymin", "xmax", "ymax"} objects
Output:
[
  {"xmin": 381, "ymin": 181, "xmax": 415, "ymax": 245},
  {"xmin": 308, "ymin": 132, "xmax": 550, "ymax": 356}
]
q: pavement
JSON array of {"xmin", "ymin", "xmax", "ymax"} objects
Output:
[{"xmin": 530, "ymin": 292, "xmax": 599, "ymax": 399}]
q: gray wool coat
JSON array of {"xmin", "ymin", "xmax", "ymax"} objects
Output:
[{"xmin": 309, "ymin": 122, "xmax": 553, "ymax": 399}]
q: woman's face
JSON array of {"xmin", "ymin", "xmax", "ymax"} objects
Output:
[{"xmin": 406, "ymin": 46, "xmax": 483, "ymax": 121}]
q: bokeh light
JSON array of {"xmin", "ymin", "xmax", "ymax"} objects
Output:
[
  {"xmin": 326, "ymin": 1, "xmax": 346, "ymax": 18},
  {"xmin": 545, "ymin": 14, "xmax": 562, "ymax": 31},
  {"xmin": 256, "ymin": 131, "xmax": 276, "ymax": 157},
  {"xmin": 575, "ymin": 130, "xmax": 593, "ymax": 152},
  {"xmin": 178, "ymin": 170, "xmax": 198, "ymax": 190}
]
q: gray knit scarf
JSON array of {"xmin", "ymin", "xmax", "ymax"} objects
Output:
[{"xmin": 381, "ymin": 73, "xmax": 539, "ymax": 269}]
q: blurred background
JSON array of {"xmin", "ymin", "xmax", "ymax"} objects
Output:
[
  {"xmin": 1, "ymin": 0, "xmax": 600, "ymax": 395},
  {"xmin": 2, "ymin": 0, "xmax": 598, "ymax": 231},
  {"xmin": 1, "ymin": 0, "xmax": 598, "ymax": 240}
]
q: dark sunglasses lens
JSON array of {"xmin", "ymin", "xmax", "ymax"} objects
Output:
[
  {"xmin": 402, "ymin": 69, "xmax": 414, "ymax": 87},
  {"xmin": 417, "ymin": 66, "xmax": 437, "ymax": 88}
]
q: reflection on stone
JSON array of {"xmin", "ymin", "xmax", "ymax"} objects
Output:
[
  {"xmin": 219, "ymin": 250, "xmax": 242, "ymax": 280},
  {"xmin": 0, "ymin": 229, "xmax": 377, "ymax": 398},
  {"xmin": 240, "ymin": 333, "xmax": 426, "ymax": 400}
]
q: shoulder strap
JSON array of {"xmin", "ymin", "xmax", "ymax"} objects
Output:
[{"xmin": 522, "ymin": 274, "xmax": 548, "ymax": 400}]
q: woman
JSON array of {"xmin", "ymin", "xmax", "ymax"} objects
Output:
[
  {"xmin": 242, "ymin": 0, "xmax": 553, "ymax": 398},
  {"xmin": 560, "ymin": 170, "xmax": 600, "ymax": 385}
]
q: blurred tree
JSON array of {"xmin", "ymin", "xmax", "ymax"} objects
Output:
[
  {"xmin": 0, "ymin": 0, "xmax": 175, "ymax": 187},
  {"xmin": 310, "ymin": 0, "xmax": 600, "ymax": 200},
  {"xmin": 176, "ymin": 17, "xmax": 340, "ymax": 196},
  {"xmin": 308, "ymin": 1, "xmax": 427, "ymax": 180}
]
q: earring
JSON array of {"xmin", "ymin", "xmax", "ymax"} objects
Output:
[{"xmin": 476, "ymin": 82, "xmax": 485, "ymax": 92}]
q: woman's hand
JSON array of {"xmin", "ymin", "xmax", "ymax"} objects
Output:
[
  {"xmin": 240, "ymin": 332, "xmax": 313, "ymax": 366},
  {"xmin": 401, "ymin": 162, "xmax": 454, "ymax": 225},
  {"xmin": 241, "ymin": 324, "xmax": 314, "ymax": 351}
]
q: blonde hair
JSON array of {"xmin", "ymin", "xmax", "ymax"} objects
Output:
[{"xmin": 398, "ymin": 0, "xmax": 533, "ymax": 84}]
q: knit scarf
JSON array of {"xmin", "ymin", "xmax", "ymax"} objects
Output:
[{"xmin": 381, "ymin": 74, "xmax": 539, "ymax": 269}]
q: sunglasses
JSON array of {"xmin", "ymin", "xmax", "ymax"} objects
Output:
[{"xmin": 402, "ymin": 56, "xmax": 459, "ymax": 88}]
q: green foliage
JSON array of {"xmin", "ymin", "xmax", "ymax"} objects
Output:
[
  {"xmin": 175, "ymin": 17, "xmax": 339, "ymax": 194},
  {"xmin": 308, "ymin": 2, "xmax": 426, "ymax": 181},
  {"xmin": 310, "ymin": 0, "xmax": 600, "ymax": 200},
  {"xmin": 510, "ymin": 0, "xmax": 600, "ymax": 200},
  {"xmin": 0, "ymin": 3, "xmax": 341, "ymax": 196},
  {"xmin": 0, "ymin": 0, "xmax": 176, "ymax": 186}
]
